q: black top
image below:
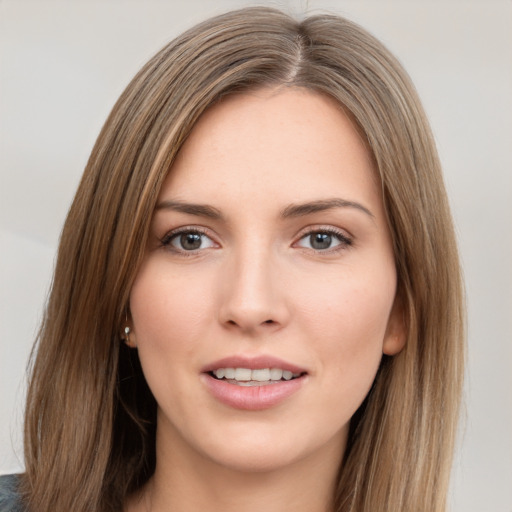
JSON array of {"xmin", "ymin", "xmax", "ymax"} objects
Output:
[{"xmin": 0, "ymin": 474, "xmax": 25, "ymax": 512}]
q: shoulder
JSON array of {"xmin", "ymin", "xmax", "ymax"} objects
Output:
[{"xmin": 0, "ymin": 474, "xmax": 25, "ymax": 512}]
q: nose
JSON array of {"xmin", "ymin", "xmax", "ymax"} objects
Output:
[{"xmin": 218, "ymin": 246, "xmax": 290, "ymax": 334}]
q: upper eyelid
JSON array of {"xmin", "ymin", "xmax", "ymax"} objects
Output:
[
  {"xmin": 294, "ymin": 224, "xmax": 353, "ymax": 240},
  {"xmin": 162, "ymin": 225, "xmax": 214, "ymax": 237},
  {"xmin": 160, "ymin": 226, "xmax": 218, "ymax": 245}
]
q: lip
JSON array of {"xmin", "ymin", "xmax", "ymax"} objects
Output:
[{"xmin": 201, "ymin": 355, "xmax": 308, "ymax": 411}]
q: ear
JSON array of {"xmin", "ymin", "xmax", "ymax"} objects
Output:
[{"xmin": 382, "ymin": 293, "xmax": 406, "ymax": 356}]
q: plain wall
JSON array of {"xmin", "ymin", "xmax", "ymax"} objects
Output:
[{"xmin": 1, "ymin": 1, "xmax": 511, "ymax": 510}]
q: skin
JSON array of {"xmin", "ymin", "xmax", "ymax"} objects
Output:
[{"xmin": 126, "ymin": 87, "xmax": 405, "ymax": 512}]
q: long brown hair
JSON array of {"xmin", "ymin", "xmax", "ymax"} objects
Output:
[{"xmin": 21, "ymin": 7, "xmax": 464, "ymax": 511}]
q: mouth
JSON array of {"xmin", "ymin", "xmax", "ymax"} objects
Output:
[
  {"xmin": 201, "ymin": 356, "xmax": 308, "ymax": 409},
  {"xmin": 208, "ymin": 367, "xmax": 306, "ymax": 386}
]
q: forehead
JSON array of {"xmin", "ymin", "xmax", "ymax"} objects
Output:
[{"xmin": 160, "ymin": 87, "xmax": 381, "ymax": 216}]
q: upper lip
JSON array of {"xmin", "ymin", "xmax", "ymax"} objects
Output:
[{"xmin": 201, "ymin": 355, "xmax": 308, "ymax": 375}]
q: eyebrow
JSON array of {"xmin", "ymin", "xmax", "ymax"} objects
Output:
[
  {"xmin": 155, "ymin": 200, "xmax": 223, "ymax": 220},
  {"xmin": 281, "ymin": 198, "xmax": 375, "ymax": 219},
  {"xmin": 155, "ymin": 197, "xmax": 374, "ymax": 222}
]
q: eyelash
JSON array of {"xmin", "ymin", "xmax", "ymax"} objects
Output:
[
  {"xmin": 159, "ymin": 226, "xmax": 353, "ymax": 255},
  {"xmin": 160, "ymin": 227, "xmax": 217, "ymax": 255},
  {"xmin": 294, "ymin": 227, "xmax": 353, "ymax": 253}
]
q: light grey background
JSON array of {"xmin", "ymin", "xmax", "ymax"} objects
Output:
[{"xmin": 1, "ymin": 1, "xmax": 511, "ymax": 510}]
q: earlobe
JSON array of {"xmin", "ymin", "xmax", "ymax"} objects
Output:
[{"xmin": 382, "ymin": 296, "xmax": 406, "ymax": 356}]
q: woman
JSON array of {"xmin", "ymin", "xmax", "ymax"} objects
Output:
[{"xmin": 0, "ymin": 6, "xmax": 464, "ymax": 512}]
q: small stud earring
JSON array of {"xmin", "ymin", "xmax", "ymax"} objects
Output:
[{"xmin": 124, "ymin": 326, "xmax": 134, "ymax": 347}]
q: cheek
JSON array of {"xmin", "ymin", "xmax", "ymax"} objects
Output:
[
  {"xmin": 299, "ymin": 266, "xmax": 395, "ymax": 338},
  {"xmin": 129, "ymin": 261, "xmax": 214, "ymax": 365},
  {"xmin": 128, "ymin": 260, "xmax": 219, "ymax": 423},
  {"xmin": 312, "ymin": 285, "xmax": 393, "ymax": 425},
  {"xmin": 295, "ymin": 266, "xmax": 396, "ymax": 384}
]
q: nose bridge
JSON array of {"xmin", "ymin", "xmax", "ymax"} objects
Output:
[{"xmin": 219, "ymin": 238, "xmax": 287, "ymax": 331}]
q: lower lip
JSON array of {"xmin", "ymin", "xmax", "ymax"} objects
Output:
[{"xmin": 202, "ymin": 374, "xmax": 305, "ymax": 411}]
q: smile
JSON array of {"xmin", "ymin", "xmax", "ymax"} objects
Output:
[
  {"xmin": 202, "ymin": 357, "xmax": 307, "ymax": 410},
  {"xmin": 210, "ymin": 367, "xmax": 302, "ymax": 385}
]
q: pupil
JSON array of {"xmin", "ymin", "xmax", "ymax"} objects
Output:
[
  {"xmin": 311, "ymin": 233, "xmax": 331, "ymax": 250},
  {"xmin": 181, "ymin": 233, "xmax": 201, "ymax": 250}
]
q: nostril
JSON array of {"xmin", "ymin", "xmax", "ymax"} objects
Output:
[{"xmin": 223, "ymin": 318, "xmax": 277, "ymax": 330}]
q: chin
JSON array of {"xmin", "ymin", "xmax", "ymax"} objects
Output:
[
  {"xmin": 215, "ymin": 442, "xmax": 299, "ymax": 473},
  {"xmin": 184, "ymin": 420, "xmax": 348, "ymax": 476}
]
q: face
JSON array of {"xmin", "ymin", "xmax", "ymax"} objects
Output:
[{"xmin": 129, "ymin": 88, "xmax": 404, "ymax": 474}]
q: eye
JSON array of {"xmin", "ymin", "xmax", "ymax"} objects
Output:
[
  {"xmin": 296, "ymin": 229, "xmax": 352, "ymax": 251},
  {"xmin": 162, "ymin": 229, "xmax": 216, "ymax": 252}
]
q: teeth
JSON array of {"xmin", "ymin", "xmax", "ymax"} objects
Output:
[
  {"xmin": 212, "ymin": 367, "xmax": 300, "ymax": 382},
  {"xmin": 234, "ymin": 368, "xmax": 252, "ymax": 381},
  {"xmin": 252, "ymin": 368, "xmax": 271, "ymax": 381},
  {"xmin": 269, "ymin": 368, "xmax": 283, "ymax": 380}
]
